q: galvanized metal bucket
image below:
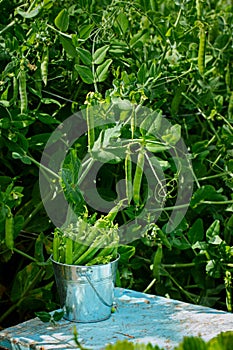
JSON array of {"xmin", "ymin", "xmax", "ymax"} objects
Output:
[{"xmin": 51, "ymin": 255, "xmax": 119, "ymax": 322}]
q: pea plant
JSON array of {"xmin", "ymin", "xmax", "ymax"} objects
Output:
[{"xmin": 0, "ymin": 0, "xmax": 233, "ymax": 328}]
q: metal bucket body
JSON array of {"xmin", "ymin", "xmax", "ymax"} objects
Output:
[{"xmin": 51, "ymin": 256, "xmax": 119, "ymax": 322}]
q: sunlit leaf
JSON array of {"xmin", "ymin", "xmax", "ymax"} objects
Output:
[
  {"xmin": 95, "ymin": 59, "xmax": 112, "ymax": 82},
  {"xmin": 75, "ymin": 65, "xmax": 94, "ymax": 84},
  {"xmin": 54, "ymin": 9, "xmax": 69, "ymax": 32}
]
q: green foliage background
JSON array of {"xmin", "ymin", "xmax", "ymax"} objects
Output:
[{"xmin": 0, "ymin": 0, "xmax": 233, "ymax": 328}]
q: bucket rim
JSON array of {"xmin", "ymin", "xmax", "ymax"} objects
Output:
[{"xmin": 50, "ymin": 253, "xmax": 120, "ymax": 267}]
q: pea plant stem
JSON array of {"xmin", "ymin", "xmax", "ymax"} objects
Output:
[
  {"xmin": 143, "ymin": 278, "xmax": 156, "ymax": 293},
  {"xmin": 198, "ymin": 171, "xmax": 231, "ymax": 181},
  {"xmin": 22, "ymin": 201, "xmax": 43, "ymax": 229},
  {"xmin": 28, "ymin": 155, "xmax": 60, "ymax": 180},
  {"xmin": 162, "ymin": 262, "xmax": 196, "ymax": 268},
  {"xmin": 161, "ymin": 267, "xmax": 197, "ymax": 304},
  {"xmin": 13, "ymin": 248, "xmax": 38, "ymax": 262},
  {"xmin": 202, "ymin": 200, "xmax": 233, "ymax": 205},
  {"xmin": 0, "ymin": 20, "xmax": 16, "ymax": 35}
]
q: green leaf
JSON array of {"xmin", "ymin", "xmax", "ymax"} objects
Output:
[
  {"xmin": 35, "ymin": 311, "xmax": 52, "ymax": 323},
  {"xmin": 53, "ymin": 310, "xmax": 64, "ymax": 322},
  {"xmin": 37, "ymin": 114, "xmax": 60, "ymax": 125},
  {"xmin": 162, "ymin": 124, "xmax": 181, "ymax": 145},
  {"xmin": 11, "ymin": 263, "xmax": 41, "ymax": 302},
  {"xmin": 175, "ymin": 336, "xmax": 207, "ymax": 350},
  {"xmin": 34, "ymin": 233, "xmax": 45, "ymax": 262},
  {"xmin": 140, "ymin": 110, "xmax": 162, "ymax": 136},
  {"xmin": 12, "ymin": 152, "xmax": 31, "ymax": 165},
  {"xmin": 130, "ymin": 29, "xmax": 148, "ymax": 47},
  {"xmin": 91, "ymin": 125, "xmax": 123, "ymax": 163},
  {"xmin": 28, "ymin": 134, "xmax": 50, "ymax": 150},
  {"xmin": 105, "ymin": 340, "xmax": 134, "ymax": 349},
  {"xmin": 191, "ymin": 185, "xmax": 227, "ymax": 209},
  {"xmin": 118, "ymin": 245, "xmax": 135, "ymax": 264},
  {"xmin": 95, "ymin": 59, "xmax": 112, "ymax": 83},
  {"xmin": 54, "ymin": 9, "xmax": 69, "ymax": 32},
  {"xmin": 137, "ymin": 63, "xmax": 147, "ymax": 84},
  {"xmin": 208, "ymin": 331, "xmax": 233, "ymax": 350},
  {"xmin": 75, "ymin": 65, "xmax": 94, "ymax": 84},
  {"xmin": 115, "ymin": 12, "xmax": 129, "ymax": 34},
  {"xmin": 188, "ymin": 219, "xmax": 204, "ymax": 244},
  {"xmin": 59, "ymin": 35, "xmax": 77, "ymax": 58},
  {"xmin": 206, "ymin": 220, "xmax": 221, "ymax": 244},
  {"xmin": 78, "ymin": 24, "xmax": 94, "ymax": 40},
  {"xmin": 76, "ymin": 47, "xmax": 92, "ymax": 66},
  {"xmin": 93, "ymin": 45, "xmax": 109, "ymax": 65}
]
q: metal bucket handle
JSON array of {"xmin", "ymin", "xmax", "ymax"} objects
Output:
[{"xmin": 79, "ymin": 268, "xmax": 113, "ymax": 308}]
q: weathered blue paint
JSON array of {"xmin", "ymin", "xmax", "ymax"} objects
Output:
[{"xmin": 0, "ymin": 288, "xmax": 233, "ymax": 349}]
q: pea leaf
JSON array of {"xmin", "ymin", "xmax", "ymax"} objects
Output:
[
  {"xmin": 75, "ymin": 65, "xmax": 94, "ymax": 84},
  {"xmin": 115, "ymin": 12, "xmax": 129, "ymax": 34},
  {"xmin": 137, "ymin": 63, "xmax": 147, "ymax": 84},
  {"xmin": 95, "ymin": 59, "xmax": 112, "ymax": 83},
  {"xmin": 35, "ymin": 311, "xmax": 52, "ymax": 323},
  {"xmin": 93, "ymin": 45, "xmax": 109, "ymax": 65},
  {"xmin": 78, "ymin": 24, "xmax": 94, "ymax": 40},
  {"xmin": 59, "ymin": 35, "xmax": 77, "ymax": 58},
  {"xmin": 162, "ymin": 124, "xmax": 181, "ymax": 145},
  {"xmin": 191, "ymin": 185, "xmax": 227, "ymax": 209},
  {"xmin": 76, "ymin": 48, "xmax": 92, "ymax": 66},
  {"xmin": 53, "ymin": 310, "xmax": 64, "ymax": 322},
  {"xmin": 91, "ymin": 125, "xmax": 123, "ymax": 163},
  {"xmin": 140, "ymin": 110, "xmax": 162, "ymax": 136},
  {"xmin": 55, "ymin": 9, "xmax": 69, "ymax": 32},
  {"xmin": 11, "ymin": 263, "xmax": 41, "ymax": 302},
  {"xmin": 118, "ymin": 245, "xmax": 135, "ymax": 264},
  {"xmin": 206, "ymin": 220, "xmax": 222, "ymax": 245},
  {"xmin": 188, "ymin": 218, "xmax": 204, "ymax": 244}
]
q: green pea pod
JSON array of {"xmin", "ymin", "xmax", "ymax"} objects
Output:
[
  {"xmin": 153, "ymin": 244, "xmax": 163, "ymax": 281},
  {"xmin": 65, "ymin": 236, "xmax": 73, "ymax": 264},
  {"xmin": 198, "ymin": 24, "xmax": 206, "ymax": 76},
  {"xmin": 171, "ymin": 82, "xmax": 186, "ymax": 116},
  {"xmin": 41, "ymin": 46, "xmax": 49, "ymax": 86},
  {"xmin": 58, "ymin": 244, "xmax": 65, "ymax": 263},
  {"xmin": 130, "ymin": 106, "xmax": 135, "ymax": 139},
  {"xmin": 157, "ymin": 228, "xmax": 172, "ymax": 250},
  {"xmin": 19, "ymin": 68, "xmax": 28, "ymax": 114},
  {"xmin": 74, "ymin": 235, "xmax": 107, "ymax": 265},
  {"xmin": 103, "ymin": 201, "xmax": 122, "ymax": 223},
  {"xmin": 225, "ymin": 271, "xmax": 232, "ymax": 312},
  {"xmin": 86, "ymin": 106, "xmax": 95, "ymax": 150},
  {"xmin": 35, "ymin": 232, "xmax": 44, "ymax": 262},
  {"xmin": 5, "ymin": 212, "xmax": 14, "ymax": 251},
  {"xmin": 196, "ymin": 0, "xmax": 202, "ymax": 20},
  {"xmin": 53, "ymin": 231, "xmax": 60, "ymax": 261},
  {"xmin": 72, "ymin": 225, "xmax": 100, "ymax": 262},
  {"xmin": 125, "ymin": 148, "xmax": 132, "ymax": 205},
  {"xmin": 225, "ymin": 64, "xmax": 231, "ymax": 94},
  {"xmin": 228, "ymin": 91, "xmax": 233, "ymax": 118},
  {"xmin": 133, "ymin": 146, "xmax": 145, "ymax": 206},
  {"xmin": 12, "ymin": 75, "xmax": 18, "ymax": 105}
]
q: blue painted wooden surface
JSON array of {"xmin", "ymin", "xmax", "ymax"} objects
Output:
[{"xmin": 1, "ymin": 288, "xmax": 233, "ymax": 350}]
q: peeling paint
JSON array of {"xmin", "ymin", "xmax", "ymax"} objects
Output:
[{"xmin": 0, "ymin": 288, "xmax": 233, "ymax": 350}]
